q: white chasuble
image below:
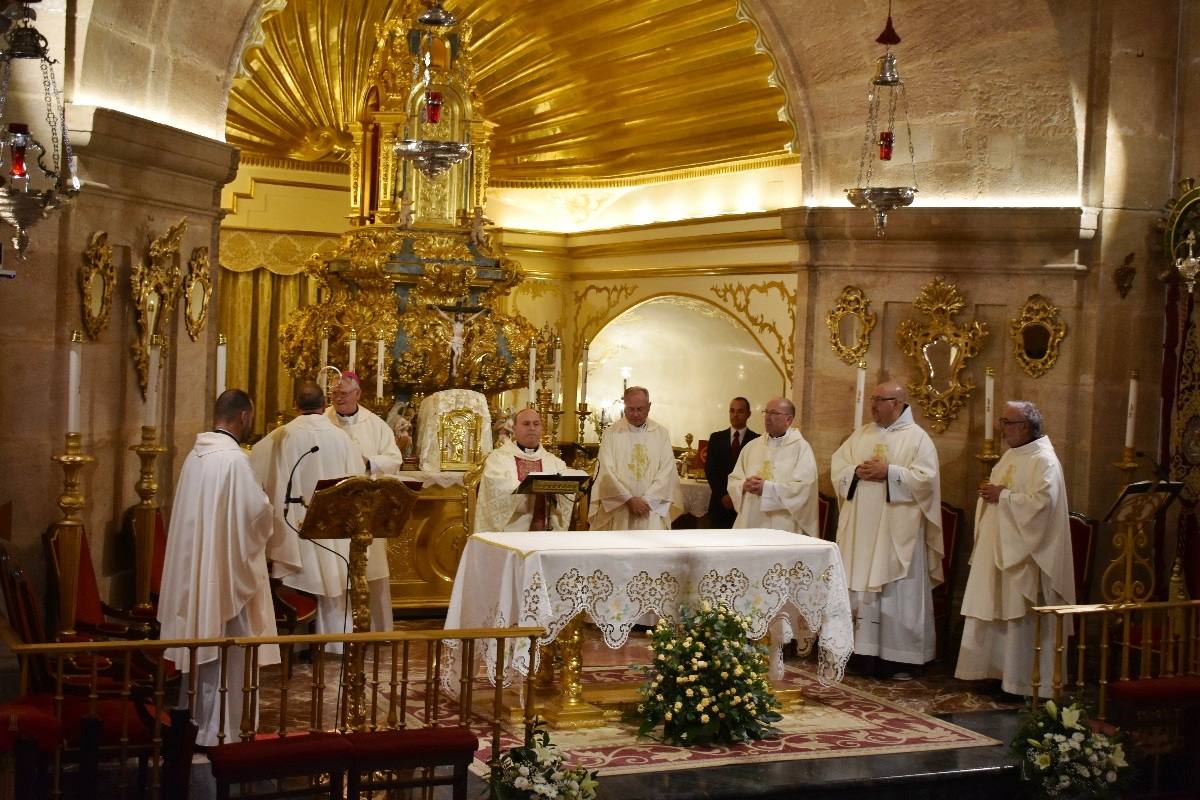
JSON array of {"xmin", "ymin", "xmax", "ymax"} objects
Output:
[
  {"xmin": 474, "ymin": 441, "xmax": 573, "ymax": 532},
  {"xmin": 249, "ymin": 414, "xmax": 370, "ymax": 597},
  {"xmin": 729, "ymin": 429, "xmax": 819, "ymax": 536},
  {"xmin": 831, "ymin": 406, "xmax": 943, "ymax": 593},
  {"xmin": 589, "ymin": 417, "xmax": 683, "ymax": 531},
  {"xmin": 956, "ymin": 435, "xmax": 1075, "ymax": 694}
]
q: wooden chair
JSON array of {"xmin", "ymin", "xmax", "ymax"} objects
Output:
[
  {"xmin": 271, "ymin": 579, "xmax": 317, "ymax": 677},
  {"xmin": 816, "ymin": 493, "xmax": 837, "ymax": 540},
  {"xmin": 932, "ymin": 500, "xmax": 964, "ymax": 662},
  {"xmin": 1068, "ymin": 511, "xmax": 1098, "ymax": 602},
  {"xmin": 42, "ymin": 527, "xmax": 157, "ymax": 640}
]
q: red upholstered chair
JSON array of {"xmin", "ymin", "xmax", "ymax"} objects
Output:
[
  {"xmin": 344, "ymin": 726, "xmax": 479, "ymax": 800},
  {"xmin": 1068, "ymin": 511, "xmax": 1098, "ymax": 602},
  {"xmin": 43, "ymin": 527, "xmax": 157, "ymax": 640},
  {"xmin": 932, "ymin": 501, "xmax": 964, "ymax": 662},
  {"xmin": 0, "ymin": 702, "xmax": 61, "ymax": 800},
  {"xmin": 272, "ymin": 579, "xmax": 317, "ymax": 676},
  {"xmin": 208, "ymin": 732, "xmax": 354, "ymax": 800}
]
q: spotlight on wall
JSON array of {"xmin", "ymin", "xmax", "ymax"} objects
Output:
[{"xmin": 0, "ymin": 0, "xmax": 80, "ymax": 260}]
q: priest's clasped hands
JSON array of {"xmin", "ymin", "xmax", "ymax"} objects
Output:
[
  {"xmin": 854, "ymin": 457, "xmax": 889, "ymax": 482},
  {"xmin": 626, "ymin": 496, "xmax": 652, "ymax": 516},
  {"xmin": 977, "ymin": 482, "xmax": 1004, "ymax": 504},
  {"xmin": 742, "ymin": 475, "xmax": 766, "ymax": 495}
]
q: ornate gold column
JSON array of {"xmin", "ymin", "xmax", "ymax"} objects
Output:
[
  {"xmin": 541, "ymin": 617, "xmax": 605, "ymax": 728},
  {"xmin": 51, "ymin": 432, "xmax": 94, "ymax": 638}
]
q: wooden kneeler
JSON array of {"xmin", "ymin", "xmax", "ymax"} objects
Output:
[
  {"xmin": 344, "ymin": 726, "xmax": 479, "ymax": 800},
  {"xmin": 207, "ymin": 732, "xmax": 354, "ymax": 800}
]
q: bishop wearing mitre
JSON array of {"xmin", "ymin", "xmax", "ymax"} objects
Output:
[
  {"xmin": 728, "ymin": 397, "xmax": 819, "ymax": 535},
  {"xmin": 589, "ymin": 386, "xmax": 683, "ymax": 531},
  {"xmin": 474, "ymin": 408, "xmax": 575, "ymax": 532},
  {"xmin": 831, "ymin": 382, "xmax": 942, "ymax": 673}
]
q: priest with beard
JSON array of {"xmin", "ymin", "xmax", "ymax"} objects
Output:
[
  {"xmin": 956, "ymin": 400, "xmax": 1075, "ymax": 696},
  {"xmin": 158, "ymin": 389, "xmax": 300, "ymax": 746},
  {"xmin": 324, "ymin": 372, "xmax": 399, "ymax": 631},
  {"xmin": 474, "ymin": 408, "xmax": 574, "ymax": 532},
  {"xmin": 589, "ymin": 386, "xmax": 683, "ymax": 531},
  {"xmin": 831, "ymin": 381, "xmax": 942, "ymax": 678},
  {"xmin": 728, "ymin": 396, "xmax": 819, "ymax": 536},
  {"xmin": 250, "ymin": 381, "xmax": 368, "ymax": 652}
]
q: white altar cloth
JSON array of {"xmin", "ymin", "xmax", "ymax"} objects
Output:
[
  {"xmin": 678, "ymin": 478, "xmax": 712, "ymax": 518},
  {"xmin": 444, "ymin": 528, "xmax": 854, "ymax": 687}
]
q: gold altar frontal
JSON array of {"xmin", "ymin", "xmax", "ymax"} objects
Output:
[{"xmin": 385, "ymin": 482, "xmax": 470, "ymax": 611}]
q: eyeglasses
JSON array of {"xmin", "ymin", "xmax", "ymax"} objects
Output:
[
  {"xmin": 763, "ymin": 410, "xmax": 791, "ymax": 417},
  {"xmin": 868, "ymin": 396, "xmax": 897, "ymax": 404},
  {"xmin": 998, "ymin": 418, "xmax": 1027, "ymax": 426}
]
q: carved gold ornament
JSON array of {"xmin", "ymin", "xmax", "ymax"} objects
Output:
[
  {"xmin": 1009, "ymin": 294, "xmax": 1066, "ymax": 379},
  {"xmin": 438, "ymin": 408, "xmax": 483, "ymax": 471},
  {"xmin": 130, "ymin": 219, "xmax": 187, "ymax": 396},
  {"xmin": 710, "ymin": 280, "xmax": 798, "ymax": 384},
  {"xmin": 897, "ymin": 278, "xmax": 988, "ymax": 433},
  {"xmin": 79, "ymin": 231, "xmax": 115, "ymax": 340},
  {"xmin": 183, "ymin": 247, "xmax": 213, "ymax": 342},
  {"xmin": 825, "ymin": 286, "xmax": 877, "ymax": 367}
]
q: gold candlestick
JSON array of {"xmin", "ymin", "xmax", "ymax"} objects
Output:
[
  {"xmin": 1114, "ymin": 445, "xmax": 1139, "ymax": 473},
  {"xmin": 130, "ymin": 425, "xmax": 166, "ymax": 613},
  {"xmin": 51, "ymin": 432, "xmax": 94, "ymax": 638},
  {"xmin": 976, "ymin": 437, "xmax": 1001, "ymax": 473}
]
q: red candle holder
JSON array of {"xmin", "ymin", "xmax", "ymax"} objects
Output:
[
  {"xmin": 878, "ymin": 130, "xmax": 894, "ymax": 161},
  {"xmin": 425, "ymin": 91, "xmax": 444, "ymax": 124},
  {"xmin": 7, "ymin": 122, "xmax": 30, "ymax": 181}
]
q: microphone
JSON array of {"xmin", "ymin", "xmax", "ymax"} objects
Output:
[
  {"xmin": 1134, "ymin": 450, "xmax": 1171, "ymax": 482},
  {"xmin": 284, "ymin": 445, "xmax": 320, "ymax": 509}
]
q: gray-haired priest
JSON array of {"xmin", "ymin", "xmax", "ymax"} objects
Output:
[
  {"xmin": 956, "ymin": 400, "xmax": 1075, "ymax": 696},
  {"xmin": 324, "ymin": 371, "xmax": 399, "ymax": 631},
  {"xmin": 831, "ymin": 381, "xmax": 942, "ymax": 677},
  {"xmin": 474, "ymin": 408, "xmax": 574, "ymax": 532},
  {"xmin": 728, "ymin": 397, "xmax": 819, "ymax": 536}
]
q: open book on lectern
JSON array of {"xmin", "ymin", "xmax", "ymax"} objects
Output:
[
  {"xmin": 512, "ymin": 469, "xmax": 591, "ymax": 495},
  {"xmin": 1103, "ymin": 479, "xmax": 1183, "ymax": 523}
]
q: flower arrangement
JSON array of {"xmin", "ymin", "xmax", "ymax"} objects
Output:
[
  {"xmin": 637, "ymin": 601, "xmax": 782, "ymax": 745},
  {"xmin": 1012, "ymin": 699, "xmax": 1130, "ymax": 799},
  {"xmin": 490, "ymin": 720, "xmax": 598, "ymax": 800}
]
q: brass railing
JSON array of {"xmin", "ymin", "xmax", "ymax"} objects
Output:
[
  {"xmin": 1031, "ymin": 599, "xmax": 1200, "ymax": 718},
  {"xmin": 0, "ymin": 619, "xmax": 541, "ymax": 799}
]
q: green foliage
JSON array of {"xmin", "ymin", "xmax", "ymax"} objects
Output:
[
  {"xmin": 490, "ymin": 719, "xmax": 598, "ymax": 800},
  {"xmin": 1011, "ymin": 699, "xmax": 1131, "ymax": 799},
  {"xmin": 637, "ymin": 602, "xmax": 782, "ymax": 745}
]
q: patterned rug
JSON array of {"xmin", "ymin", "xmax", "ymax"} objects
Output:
[{"xmin": 470, "ymin": 663, "xmax": 1002, "ymax": 776}]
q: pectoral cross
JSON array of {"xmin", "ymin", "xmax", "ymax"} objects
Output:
[{"xmin": 627, "ymin": 443, "xmax": 649, "ymax": 481}]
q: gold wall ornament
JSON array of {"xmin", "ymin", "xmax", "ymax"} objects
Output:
[
  {"xmin": 825, "ymin": 285, "xmax": 877, "ymax": 367},
  {"xmin": 79, "ymin": 231, "xmax": 115, "ymax": 340},
  {"xmin": 130, "ymin": 219, "xmax": 188, "ymax": 396},
  {"xmin": 1113, "ymin": 252, "xmax": 1136, "ymax": 299},
  {"xmin": 710, "ymin": 280, "xmax": 798, "ymax": 384},
  {"xmin": 896, "ymin": 278, "xmax": 988, "ymax": 433},
  {"xmin": 1009, "ymin": 294, "xmax": 1066, "ymax": 379},
  {"xmin": 182, "ymin": 247, "xmax": 213, "ymax": 342},
  {"xmin": 570, "ymin": 283, "xmax": 637, "ymax": 368}
]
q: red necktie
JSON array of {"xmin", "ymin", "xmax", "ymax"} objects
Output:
[{"xmin": 731, "ymin": 430, "xmax": 741, "ymax": 460}]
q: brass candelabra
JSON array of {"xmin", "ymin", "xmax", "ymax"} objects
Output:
[
  {"xmin": 51, "ymin": 432, "xmax": 94, "ymax": 638},
  {"xmin": 130, "ymin": 425, "xmax": 166, "ymax": 613}
]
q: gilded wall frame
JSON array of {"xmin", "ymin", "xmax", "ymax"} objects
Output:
[
  {"xmin": 79, "ymin": 231, "xmax": 115, "ymax": 340},
  {"xmin": 825, "ymin": 285, "xmax": 877, "ymax": 366},
  {"xmin": 183, "ymin": 246, "xmax": 213, "ymax": 342},
  {"xmin": 130, "ymin": 219, "xmax": 187, "ymax": 395},
  {"xmin": 1010, "ymin": 294, "xmax": 1066, "ymax": 379},
  {"xmin": 897, "ymin": 278, "xmax": 988, "ymax": 433}
]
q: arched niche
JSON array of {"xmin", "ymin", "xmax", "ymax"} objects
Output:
[{"xmin": 583, "ymin": 295, "xmax": 784, "ymax": 445}]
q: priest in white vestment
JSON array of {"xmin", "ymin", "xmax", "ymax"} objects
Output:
[
  {"xmin": 325, "ymin": 372, "xmax": 398, "ymax": 632},
  {"xmin": 250, "ymin": 382, "xmax": 370, "ymax": 653},
  {"xmin": 474, "ymin": 408, "xmax": 575, "ymax": 532},
  {"xmin": 728, "ymin": 397, "xmax": 819, "ymax": 536},
  {"xmin": 158, "ymin": 390, "xmax": 299, "ymax": 746},
  {"xmin": 956, "ymin": 401, "xmax": 1075, "ymax": 695},
  {"xmin": 589, "ymin": 386, "xmax": 683, "ymax": 531},
  {"xmin": 831, "ymin": 383, "xmax": 942, "ymax": 674}
]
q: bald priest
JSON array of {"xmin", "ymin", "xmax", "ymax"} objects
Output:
[
  {"xmin": 728, "ymin": 397, "xmax": 819, "ymax": 536},
  {"xmin": 474, "ymin": 408, "xmax": 577, "ymax": 532}
]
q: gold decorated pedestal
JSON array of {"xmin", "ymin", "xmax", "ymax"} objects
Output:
[
  {"xmin": 51, "ymin": 432, "xmax": 94, "ymax": 638},
  {"xmin": 386, "ymin": 483, "xmax": 471, "ymax": 610}
]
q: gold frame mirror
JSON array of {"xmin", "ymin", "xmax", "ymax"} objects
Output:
[
  {"xmin": 1010, "ymin": 293, "xmax": 1066, "ymax": 379},
  {"xmin": 897, "ymin": 278, "xmax": 988, "ymax": 433},
  {"xmin": 79, "ymin": 231, "xmax": 115, "ymax": 340},
  {"xmin": 130, "ymin": 219, "xmax": 187, "ymax": 395},
  {"xmin": 825, "ymin": 285, "xmax": 877, "ymax": 366},
  {"xmin": 183, "ymin": 246, "xmax": 212, "ymax": 342}
]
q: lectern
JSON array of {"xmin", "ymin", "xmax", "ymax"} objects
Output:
[
  {"xmin": 300, "ymin": 475, "xmax": 420, "ymax": 729},
  {"xmin": 513, "ymin": 473, "xmax": 590, "ymax": 531}
]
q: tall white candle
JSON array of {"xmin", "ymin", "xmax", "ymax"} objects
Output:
[
  {"xmin": 528, "ymin": 343, "xmax": 537, "ymax": 405},
  {"xmin": 67, "ymin": 330, "xmax": 82, "ymax": 434},
  {"xmin": 1125, "ymin": 370, "xmax": 1139, "ymax": 448},
  {"xmin": 985, "ymin": 367, "xmax": 995, "ymax": 441},
  {"xmin": 853, "ymin": 361, "xmax": 866, "ymax": 428},
  {"xmin": 348, "ymin": 329, "xmax": 358, "ymax": 373},
  {"xmin": 376, "ymin": 337, "xmax": 385, "ymax": 397},
  {"xmin": 553, "ymin": 343, "xmax": 562, "ymax": 405},
  {"xmin": 145, "ymin": 336, "xmax": 161, "ymax": 429},
  {"xmin": 318, "ymin": 331, "xmax": 329, "ymax": 391},
  {"xmin": 580, "ymin": 342, "xmax": 589, "ymax": 404},
  {"xmin": 216, "ymin": 333, "xmax": 227, "ymax": 398}
]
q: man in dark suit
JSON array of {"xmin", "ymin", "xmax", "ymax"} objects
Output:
[{"xmin": 704, "ymin": 396, "xmax": 759, "ymax": 528}]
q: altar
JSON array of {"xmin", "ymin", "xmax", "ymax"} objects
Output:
[{"xmin": 443, "ymin": 529, "xmax": 855, "ymax": 698}]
